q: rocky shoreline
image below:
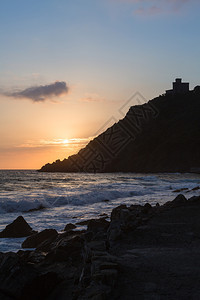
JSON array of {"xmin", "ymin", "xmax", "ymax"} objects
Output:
[{"xmin": 1, "ymin": 194, "xmax": 200, "ymax": 299}]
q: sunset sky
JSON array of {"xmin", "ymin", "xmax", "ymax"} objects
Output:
[{"xmin": 0, "ymin": 0, "xmax": 200, "ymax": 169}]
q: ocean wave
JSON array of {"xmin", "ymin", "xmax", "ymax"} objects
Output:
[
  {"xmin": 0, "ymin": 188, "xmax": 147, "ymax": 213},
  {"xmin": 0, "ymin": 197, "xmax": 51, "ymax": 214}
]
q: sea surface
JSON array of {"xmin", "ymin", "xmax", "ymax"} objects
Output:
[{"xmin": 0, "ymin": 170, "xmax": 200, "ymax": 252}]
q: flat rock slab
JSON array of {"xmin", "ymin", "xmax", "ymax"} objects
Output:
[{"xmin": 111, "ymin": 204, "xmax": 200, "ymax": 299}]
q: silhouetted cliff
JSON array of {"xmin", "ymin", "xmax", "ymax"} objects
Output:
[{"xmin": 39, "ymin": 89, "xmax": 200, "ymax": 173}]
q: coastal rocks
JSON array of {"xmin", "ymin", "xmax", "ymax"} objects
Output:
[
  {"xmin": 0, "ymin": 252, "xmax": 38, "ymax": 299},
  {"xmin": 0, "ymin": 216, "xmax": 36, "ymax": 238},
  {"xmin": 44, "ymin": 248, "xmax": 70, "ymax": 263},
  {"xmin": 20, "ymin": 272, "xmax": 62, "ymax": 300},
  {"xmin": 87, "ymin": 218, "xmax": 110, "ymax": 233},
  {"xmin": 87, "ymin": 241, "xmax": 107, "ymax": 252},
  {"xmin": 164, "ymin": 194, "xmax": 187, "ymax": 208},
  {"xmin": 191, "ymin": 186, "xmax": 200, "ymax": 191},
  {"xmin": 22, "ymin": 229, "xmax": 58, "ymax": 249},
  {"xmin": 110, "ymin": 204, "xmax": 127, "ymax": 221},
  {"xmin": 173, "ymin": 187, "xmax": 188, "ymax": 193},
  {"xmin": 3, "ymin": 195, "xmax": 200, "ymax": 299},
  {"xmin": 107, "ymin": 221, "xmax": 122, "ymax": 242},
  {"xmin": 81, "ymin": 252, "xmax": 119, "ymax": 299},
  {"xmin": 36, "ymin": 229, "xmax": 86, "ymax": 253},
  {"xmin": 108, "ymin": 203, "xmax": 154, "ymax": 243},
  {"xmin": 47, "ymin": 235, "xmax": 85, "ymax": 264},
  {"xmin": 187, "ymin": 195, "xmax": 200, "ymax": 205},
  {"xmin": 17, "ymin": 250, "xmax": 46, "ymax": 264},
  {"xmin": 172, "ymin": 194, "xmax": 187, "ymax": 206},
  {"xmin": 64, "ymin": 223, "xmax": 76, "ymax": 231},
  {"xmin": 27, "ymin": 205, "xmax": 46, "ymax": 212},
  {"xmin": 173, "ymin": 186, "xmax": 200, "ymax": 193},
  {"xmin": 76, "ymin": 217, "xmax": 110, "ymax": 242},
  {"xmin": 78, "ymin": 236, "xmax": 119, "ymax": 299}
]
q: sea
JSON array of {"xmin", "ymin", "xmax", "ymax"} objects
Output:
[{"xmin": 0, "ymin": 170, "xmax": 200, "ymax": 252}]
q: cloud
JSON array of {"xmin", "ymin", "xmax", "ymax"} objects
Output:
[
  {"xmin": 3, "ymin": 81, "xmax": 69, "ymax": 102},
  {"xmin": 113, "ymin": 0, "xmax": 193, "ymax": 15}
]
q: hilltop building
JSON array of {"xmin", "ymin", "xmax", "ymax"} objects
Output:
[{"xmin": 166, "ymin": 78, "xmax": 189, "ymax": 95}]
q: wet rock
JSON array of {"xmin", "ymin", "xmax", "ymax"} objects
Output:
[
  {"xmin": 173, "ymin": 188, "xmax": 188, "ymax": 193},
  {"xmin": 27, "ymin": 205, "xmax": 46, "ymax": 212},
  {"xmin": 99, "ymin": 213, "xmax": 108, "ymax": 217},
  {"xmin": 64, "ymin": 223, "xmax": 76, "ymax": 231},
  {"xmin": 22, "ymin": 229, "xmax": 58, "ymax": 249},
  {"xmin": 188, "ymin": 196, "xmax": 200, "ymax": 205},
  {"xmin": 76, "ymin": 220, "xmax": 90, "ymax": 226},
  {"xmin": 92, "ymin": 268, "xmax": 118, "ymax": 288},
  {"xmin": 99, "ymin": 262, "xmax": 119, "ymax": 271},
  {"xmin": 171, "ymin": 194, "xmax": 187, "ymax": 207},
  {"xmin": 83, "ymin": 283, "xmax": 111, "ymax": 300},
  {"xmin": 83, "ymin": 231, "xmax": 94, "ymax": 242},
  {"xmin": 35, "ymin": 236, "xmax": 57, "ymax": 252},
  {"xmin": 58, "ymin": 229, "xmax": 86, "ymax": 240},
  {"xmin": 111, "ymin": 205, "xmax": 127, "ymax": 221},
  {"xmin": 129, "ymin": 204, "xmax": 143, "ymax": 212},
  {"xmin": 79, "ymin": 263, "xmax": 91, "ymax": 287},
  {"xmin": 54, "ymin": 235, "xmax": 84, "ymax": 263},
  {"xmin": 45, "ymin": 248, "xmax": 69, "ymax": 263},
  {"xmin": 87, "ymin": 241, "xmax": 107, "ymax": 252},
  {"xmin": 0, "ymin": 290, "xmax": 14, "ymax": 300},
  {"xmin": 17, "ymin": 250, "xmax": 46, "ymax": 264},
  {"xmin": 99, "ymin": 269, "xmax": 118, "ymax": 286},
  {"xmin": 87, "ymin": 218, "xmax": 110, "ymax": 233},
  {"xmin": 0, "ymin": 252, "xmax": 38, "ymax": 299},
  {"xmin": 107, "ymin": 221, "xmax": 122, "ymax": 242},
  {"xmin": 0, "ymin": 216, "xmax": 36, "ymax": 238},
  {"xmin": 143, "ymin": 203, "xmax": 152, "ymax": 213},
  {"xmin": 164, "ymin": 194, "xmax": 187, "ymax": 208},
  {"xmin": 191, "ymin": 186, "xmax": 200, "ymax": 191},
  {"xmin": 77, "ymin": 217, "xmax": 108, "ymax": 227},
  {"xmin": 21, "ymin": 272, "xmax": 62, "ymax": 300}
]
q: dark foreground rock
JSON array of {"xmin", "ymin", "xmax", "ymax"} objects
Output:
[
  {"xmin": 22, "ymin": 229, "xmax": 58, "ymax": 249},
  {"xmin": 64, "ymin": 223, "xmax": 76, "ymax": 231},
  {"xmin": 1, "ymin": 194, "xmax": 200, "ymax": 299},
  {"xmin": 0, "ymin": 216, "xmax": 36, "ymax": 238}
]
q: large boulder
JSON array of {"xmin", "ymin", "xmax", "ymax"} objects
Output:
[
  {"xmin": 22, "ymin": 229, "xmax": 58, "ymax": 249},
  {"xmin": 0, "ymin": 252, "xmax": 38, "ymax": 299},
  {"xmin": 0, "ymin": 216, "xmax": 36, "ymax": 238},
  {"xmin": 64, "ymin": 223, "xmax": 76, "ymax": 231},
  {"xmin": 188, "ymin": 195, "xmax": 200, "ymax": 205},
  {"xmin": 164, "ymin": 194, "xmax": 187, "ymax": 208},
  {"xmin": 110, "ymin": 205, "xmax": 127, "ymax": 221},
  {"xmin": 87, "ymin": 218, "xmax": 110, "ymax": 233},
  {"xmin": 48, "ymin": 235, "xmax": 84, "ymax": 264},
  {"xmin": 20, "ymin": 272, "xmax": 62, "ymax": 300}
]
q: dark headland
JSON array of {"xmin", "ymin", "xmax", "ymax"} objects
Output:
[
  {"xmin": 39, "ymin": 80, "xmax": 200, "ymax": 173},
  {"xmin": 1, "ymin": 194, "xmax": 200, "ymax": 299}
]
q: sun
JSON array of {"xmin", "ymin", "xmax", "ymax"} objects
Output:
[{"xmin": 63, "ymin": 139, "xmax": 69, "ymax": 144}]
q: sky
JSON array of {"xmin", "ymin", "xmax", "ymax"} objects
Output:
[{"xmin": 0, "ymin": 0, "xmax": 200, "ymax": 169}]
